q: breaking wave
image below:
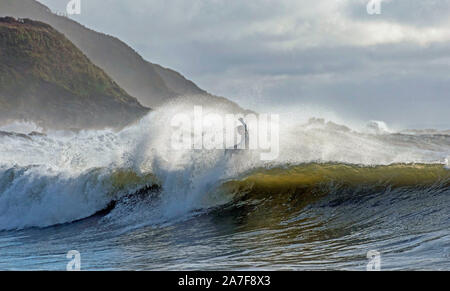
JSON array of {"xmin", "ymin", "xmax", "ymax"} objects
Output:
[{"xmin": 0, "ymin": 101, "xmax": 449, "ymax": 231}]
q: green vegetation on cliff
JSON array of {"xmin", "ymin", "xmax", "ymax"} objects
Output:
[
  {"xmin": 0, "ymin": 17, "xmax": 149, "ymax": 130},
  {"xmin": 0, "ymin": 0, "xmax": 206, "ymax": 108}
]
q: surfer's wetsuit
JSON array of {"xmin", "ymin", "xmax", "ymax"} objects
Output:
[
  {"xmin": 234, "ymin": 118, "xmax": 249, "ymax": 150},
  {"xmin": 225, "ymin": 118, "xmax": 249, "ymax": 157}
]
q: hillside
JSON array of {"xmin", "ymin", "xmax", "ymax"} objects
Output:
[
  {"xmin": 0, "ymin": 0, "xmax": 208, "ymax": 108},
  {"xmin": 0, "ymin": 17, "xmax": 149, "ymax": 130}
]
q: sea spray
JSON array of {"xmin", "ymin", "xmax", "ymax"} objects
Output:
[{"xmin": 0, "ymin": 100, "xmax": 449, "ymax": 230}]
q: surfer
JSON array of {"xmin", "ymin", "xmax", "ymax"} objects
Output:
[
  {"xmin": 225, "ymin": 118, "xmax": 249, "ymax": 157},
  {"xmin": 234, "ymin": 118, "xmax": 249, "ymax": 150}
]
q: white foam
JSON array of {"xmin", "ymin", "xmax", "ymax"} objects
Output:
[
  {"xmin": 0, "ymin": 100, "xmax": 448, "ymax": 229},
  {"xmin": 0, "ymin": 166, "xmax": 113, "ymax": 230},
  {"xmin": 0, "ymin": 121, "xmax": 43, "ymax": 134},
  {"xmin": 365, "ymin": 120, "xmax": 393, "ymax": 135}
]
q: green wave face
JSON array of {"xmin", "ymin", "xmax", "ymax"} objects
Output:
[
  {"xmin": 107, "ymin": 169, "xmax": 159, "ymax": 196},
  {"xmin": 219, "ymin": 163, "xmax": 450, "ymax": 199},
  {"xmin": 208, "ymin": 163, "xmax": 450, "ymax": 240}
]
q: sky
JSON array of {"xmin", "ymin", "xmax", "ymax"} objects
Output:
[{"xmin": 38, "ymin": 0, "xmax": 450, "ymax": 129}]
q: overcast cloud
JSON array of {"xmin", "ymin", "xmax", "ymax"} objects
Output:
[{"xmin": 38, "ymin": 0, "xmax": 450, "ymax": 128}]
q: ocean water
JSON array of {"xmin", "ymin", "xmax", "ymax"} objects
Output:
[{"xmin": 0, "ymin": 103, "xmax": 449, "ymax": 270}]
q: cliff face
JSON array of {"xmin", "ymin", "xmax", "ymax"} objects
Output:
[
  {"xmin": 0, "ymin": 0, "xmax": 207, "ymax": 108},
  {"xmin": 0, "ymin": 17, "xmax": 149, "ymax": 130}
]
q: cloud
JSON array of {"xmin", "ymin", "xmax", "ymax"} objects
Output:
[{"xmin": 38, "ymin": 0, "xmax": 450, "ymax": 127}]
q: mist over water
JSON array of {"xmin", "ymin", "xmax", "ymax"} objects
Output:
[
  {"xmin": 2, "ymin": 0, "xmax": 450, "ymax": 271},
  {"xmin": 0, "ymin": 99, "xmax": 449, "ymax": 270}
]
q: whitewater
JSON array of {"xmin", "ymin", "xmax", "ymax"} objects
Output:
[{"xmin": 0, "ymin": 100, "xmax": 449, "ymax": 270}]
